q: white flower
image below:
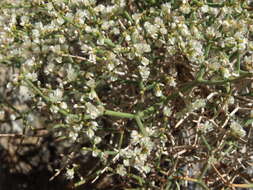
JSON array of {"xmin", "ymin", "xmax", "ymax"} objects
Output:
[
  {"xmin": 180, "ymin": 3, "xmax": 191, "ymax": 14},
  {"xmin": 56, "ymin": 17, "xmax": 65, "ymax": 25},
  {"xmin": 26, "ymin": 72, "xmax": 38, "ymax": 82},
  {"xmin": 116, "ymin": 165, "xmax": 127, "ymax": 176},
  {"xmin": 228, "ymin": 96, "xmax": 234, "ymax": 105},
  {"xmin": 50, "ymin": 105, "xmax": 59, "ymax": 113},
  {"xmin": 94, "ymin": 136, "xmax": 102, "ymax": 144},
  {"xmin": 123, "ymin": 158, "xmax": 130, "ymax": 166},
  {"xmin": 65, "ymin": 168, "xmax": 75, "ymax": 180},
  {"xmin": 230, "ymin": 121, "xmax": 246, "ymax": 138},
  {"xmin": 178, "ymin": 23, "xmax": 191, "ymax": 37},
  {"xmin": 86, "ymin": 127, "xmax": 95, "ymax": 138},
  {"xmin": 155, "ymin": 86, "xmax": 163, "ymax": 97},
  {"xmin": 32, "ymin": 29, "xmax": 40, "ymax": 39},
  {"xmin": 88, "ymin": 53, "xmax": 96, "ymax": 63},
  {"xmin": 60, "ymin": 102, "xmax": 68, "ymax": 109},
  {"xmin": 0, "ymin": 110, "xmax": 5, "ymax": 120},
  {"xmin": 220, "ymin": 67, "xmax": 230, "ymax": 78},
  {"xmin": 134, "ymin": 43, "xmax": 151, "ymax": 54},
  {"xmin": 131, "ymin": 130, "xmax": 141, "ymax": 145},
  {"xmin": 141, "ymin": 57, "xmax": 149, "ymax": 66},
  {"xmin": 49, "ymin": 44, "xmax": 61, "ymax": 53},
  {"xmin": 125, "ymin": 34, "xmax": 131, "ymax": 41},
  {"xmin": 167, "ymin": 76, "xmax": 177, "ymax": 87},
  {"xmin": 201, "ymin": 5, "xmax": 209, "ymax": 13},
  {"xmin": 86, "ymin": 102, "xmax": 104, "ymax": 119},
  {"xmin": 206, "ymin": 27, "xmax": 216, "ymax": 38},
  {"xmin": 58, "ymin": 35, "xmax": 65, "ymax": 43},
  {"xmin": 88, "ymin": 90, "xmax": 97, "ymax": 100},
  {"xmin": 138, "ymin": 66, "xmax": 150, "ymax": 81},
  {"xmin": 24, "ymin": 57, "xmax": 36, "ymax": 67},
  {"xmin": 132, "ymin": 13, "xmax": 142, "ymax": 23},
  {"xmin": 161, "ymin": 3, "xmax": 171, "ymax": 15},
  {"xmin": 94, "ymin": 4, "xmax": 105, "ymax": 13},
  {"xmin": 160, "ymin": 27, "xmax": 168, "ymax": 35},
  {"xmin": 92, "ymin": 149, "xmax": 99, "ymax": 157},
  {"xmin": 19, "ymin": 85, "xmax": 34, "ymax": 101},
  {"xmin": 111, "ymin": 27, "xmax": 120, "ymax": 35},
  {"xmin": 67, "ymin": 64, "xmax": 77, "ymax": 81},
  {"xmin": 140, "ymin": 165, "xmax": 151, "ymax": 174},
  {"xmin": 163, "ymin": 106, "xmax": 172, "ymax": 117},
  {"xmin": 44, "ymin": 62, "xmax": 55, "ymax": 75},
  {"xmin": 191, "ymin": 99, "xmax": 206, "ymax": 111},
  {"xmin": 49, "ymin": 89, "xmax": 63, "ymax": 103},
  {"xmin": 20, "ymin": 15, "xmax": 29, "ymax": 26},
  {"xmin": 101, "ymin": 20, "xmax": 114, "ymax": 30},
  {"xmin": 199, "ymin": 121, "xmax": 214, "ymax": 133},
  {"xmin": 144, "ymin": 21, "xmax": 158, "ymax": 38},
  {"xmin": 69, "ymin": 131, "xmax": 78, "ymax": 141}
]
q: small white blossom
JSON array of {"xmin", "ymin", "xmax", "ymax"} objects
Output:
[
  {"xmin": 69, "ymin": 131, "xmax": 78, "ymax": 142},
  {"xmin": 163, "ymin": 106, "xmax": 172, "ymax": 117},
  {"xmin": 49, "ymin": 89, "xmax": 63, "ymax": 103},
  {"xmin": 50, "ymin": 105, "xmax": 59, "ymax": 113},
  {"xmin": 19, "ymin": 85, "xmax": 34, "ymax": 101},
  {"xmin": 0, "ymin": 110, "xmax": 5, "ymax": 120},
  {"xmin": 144, "ymin": 21, "xmax": 158, "ymax": 38},
  {"xmin": 161, "ymin": 3, "xmax": 171, "ymax": 15},
  {"xmin": 67, "ymin": 64, "xmax": 77, "ymax": 81},
  {"xmin": 199, "ymin": 121, "xmax": 214, "ymax": 133},
  {"xmin": 92, "ymin": 149, "xmax": 100, "ymax": 157},
  {"xmin": 60, "ymin": 102, "xmax": 68, "ymax": 109},
  {"xmin": 138, "ymin": 66, "xmax": 150, "ymax": 81},
  {"xmin": 134, "ymin": 43, "xmax": 151, "ymax": 54},
  {"xmin": 132, "ymin": 13, "xmax": 142, "ymax": 23},
  {"xmin": 94, "ymin": 136, "xmax": 102, "ymax": 144},
  {"xmin": 116, "ymin": 165, "xmax": 127, "ymax": 176},
  {"xmin": 25, "ymin": 72, "xmax": 38, "ymax": 81},
  {"xmin": 131, "ymin": 130, "xmax": 141, "ymax": 145},
  {"xmin": 65, "ymin": 168, "xmax": 75, "ymax": 179},
  {"xmin": 155, "ymin": 86, "xmax": 163, "ymax": 97},
  {"xmin": 141, "ymin": 57, "xmax": 149, "ymax": 66},
  {"xmin": 20, "ymin": 15, "xmax": 29, "ymax": 26},
  {"xmin": 86, "ymin": 127, "xmax": 95, "ymax": 138},
  {"xmin": 230, "ymin": 121, "xmax": 246, "ymax": 138},
  {"xmin": 86, "ymin": 102, "xmax": 104, "ymax": 119},
  {"xmin": 191, "ymin": 99, "xmax": 206, "ymax": 111},
  {"xmin": 180, "ymin": 3, "xmax": 191, "ymax": 14},
  {"xmin": 201, "ymin": 5, "xmax": 209, "ymax": 13}
]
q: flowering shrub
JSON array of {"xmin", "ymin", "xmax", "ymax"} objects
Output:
[{"xmin": 0, "ymin": 0, "xmax": 253, "ymax": 189}]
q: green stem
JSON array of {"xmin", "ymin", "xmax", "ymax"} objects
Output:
[
  {"xmin": 124, "ymin": 11, "xmax": 134, "ymax": 23},
  {"xmin": 135, "ymin": 115, "xmax": 148, "ymax": 136},
  {"xmin": 104, "ymin": 110, "xmax": 135, "ymax": 119},
  {"xmin": 197, "ymin": 73, "xmax": 252, "ymax": 85},
  {"xmin": 196, "ymin": 64, "xmax": 206, "ymax": 81},
  {"xmin": 236, "ymin": 51, "xmax": 241, "ymax": 73},
  {"xmin": 201, "ymin": 135, "xmax": 212, "ymax": 151},
  {"xmin": 0, "ymin": 93, "xmax": 22, "ymax": 116},
  {"xmin": 204, "ymin": 43, "xmax": 212, "ymax": 58},
  {"xmin": 24, "ymin": 78, "xmax": 51, "ymax": 103},
  {"xmin": 24, "ymin": 78, "xmax": 82, "ymax": 119}
]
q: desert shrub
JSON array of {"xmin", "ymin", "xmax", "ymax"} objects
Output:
[{"xmin": 0, "ymin": 0, "xmax": 253, "ymax": 189}]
